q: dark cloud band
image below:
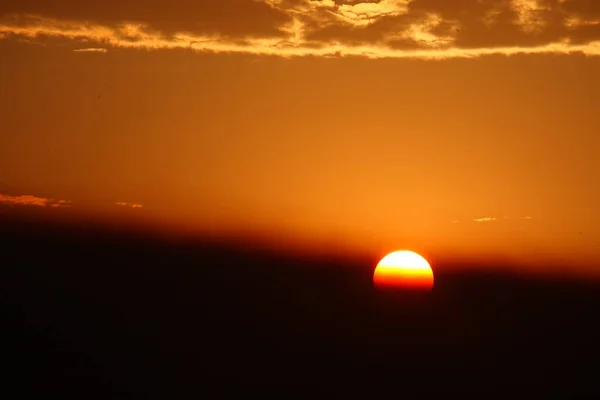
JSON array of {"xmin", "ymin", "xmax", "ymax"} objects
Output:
[{"xmin": 1, "ymin": 0, "xmax": 600, "ymax": 58}]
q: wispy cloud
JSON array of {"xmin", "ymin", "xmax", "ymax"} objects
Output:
[
  {"xmin": 329, "ymin": 0, "xmax": 410, "ymax": 27},
  {"xmin": 453, "ymin": 216, "xmax": 534, "ymax": 223},
  {"xmin": 0, "ymin": 194, "xmax": 48, "ymax": 207},
  {"xmin": 473, "ymin": 217, "xmax": 497, "ymax": 223},
  {"xmin": 50, "ymin": 199, "xmax": 72, "ymax": 208},
  {"xmin": 73, "ymin": 47, "xmax": 107, "ymax": 53},
  {"xmin": 511, "ymin": 0, "xmax": 551, "ymax": 34},
  {"xmin": 2, "ymin": 0, "xmax": 600, "ymax": 60},
  {"xmin": 0, "ymin": 193, "xmax": 71, "ymax": 208},
  {"xmin": 115, "ymin": 202, "xmax": 143, "ymax": 209}
]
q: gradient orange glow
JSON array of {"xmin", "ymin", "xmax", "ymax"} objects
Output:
[
  {"xmin": 373, "ymin": 251, "xmax": 434, "ymax": 291},
  {"xmin": 1, "ymin": 0, "xmax": 600, "ymax": 280}
]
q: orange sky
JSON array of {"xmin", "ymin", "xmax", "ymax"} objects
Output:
[{"xmin": 1, "ymin": 0, "xmax": 600, "ymax": 277}]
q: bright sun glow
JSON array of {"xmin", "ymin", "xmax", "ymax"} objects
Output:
[{"xmin": 373, "ymin": 250, "xmax": 434, "ymax": 291}]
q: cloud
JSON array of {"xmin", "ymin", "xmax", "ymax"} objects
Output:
[
  {"xmin": 511, "ymin": 0, "xmax": 552, "ymax": 34},
  {"xmin": 50, "ymin": 199, "xmax": 72, "ymax": 208},
  {"xmin": 73, "ymin": 47, "xmax": 107, "ymax": 53},
  {"xmin": 473, "ymin": 217, "xmax": 497, "ymax": 223},
  {"xmin": 1, "ymin": 0, "xmax": 600, "ymax": 59},
  {"xmin": 115, "ymin": 202, "xmax": 143, "ymax": 209},
  {"xmin": 0, "ymin": 193, "xmax": 71, "ymax": 207},
  {"xmin": 452, "ymin": 216, "xmax": 535, "ymax": 224},
  {"xmin": 561, "ymin": 0, "xmax": 600, "ymax": 19},
  {"xmin": 0, "ymin": 0, "xmax": 289, "ymax": 38},
  {"xmin": 0, "ymin": 194, "xmax": 48, "ymax": 207},
  {"xmin": 331, "ymin": 0, "xmax": 410, "ymax": 27}
]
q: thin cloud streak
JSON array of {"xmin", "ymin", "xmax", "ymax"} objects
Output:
[
  {"xmin": 0, "ymin": 193, "xmax": 71, "ymax": 207},
  {"xmin": 73, "ymin": 47, "xmax": 107, "ymax": 53},
  {"xmin": 473, "ymin": 217, "xmax": 497, "ymax": 223},
  {"xmin": 1, "ymin": 15, "xmax": 600, "ymax": 60},
  {"xmin": 452, "ymin": 216, "xmax": 534, "ymax": 223},
  {"xmin": 51, "ymin": 199, "xmax": 72, "ymax": 208},
  {"xmin": 115, "ymin": 202, "xmax": 143, "ymax": 209}
]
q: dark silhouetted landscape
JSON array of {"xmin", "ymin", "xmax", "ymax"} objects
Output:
[{"xmin": 2, "ymin": 210, "xmax": 599, "ymax": 397}]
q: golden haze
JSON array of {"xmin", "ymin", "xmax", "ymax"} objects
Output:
[{"xmin": 1, "ymin": 0, "xmax": 600, "ymax": 279}]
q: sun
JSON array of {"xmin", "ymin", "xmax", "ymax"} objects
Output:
[{"xmin": 373, "ymin": 250, "xmax": 434, "ymax": 291}]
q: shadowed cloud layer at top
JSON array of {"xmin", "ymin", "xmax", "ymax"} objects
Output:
[
  {"xmin": 0, "ymin": 0, "xmax": 289, "ymax": 37},
  {"xmin": 1, "ymin": 0, "xmax": 600, "ymax": 58}
]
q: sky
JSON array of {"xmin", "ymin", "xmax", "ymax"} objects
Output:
[{"xmin": 1, "ymin": 0, "xmax": 600, "ymax": 276}]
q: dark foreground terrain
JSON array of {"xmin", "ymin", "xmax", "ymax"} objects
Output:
[{"xmin": 1, "ymin": 213, "xmax": 599, "ymax": 397}]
